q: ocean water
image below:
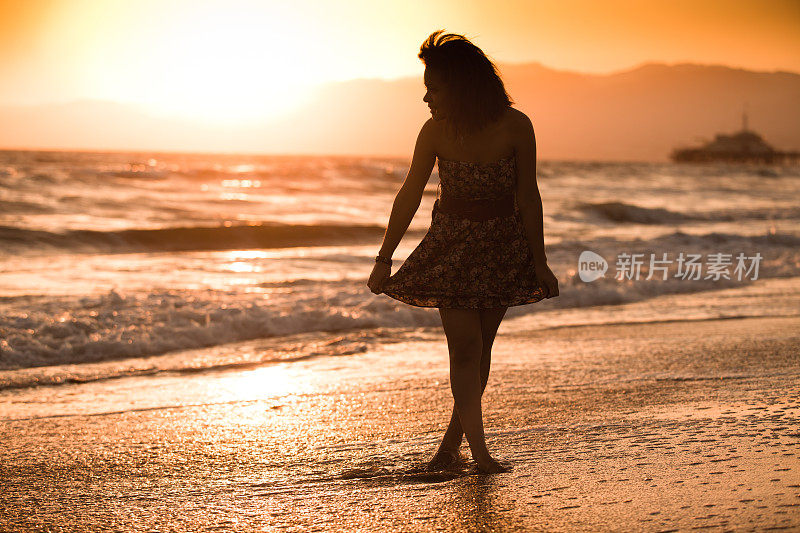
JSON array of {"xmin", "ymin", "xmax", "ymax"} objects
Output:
[{"xmin": 1, "ymin": 149, "xmax": 799, "ymax": 388}]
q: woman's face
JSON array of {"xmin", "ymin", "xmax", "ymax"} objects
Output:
[{"xmin": 423, "ymin": 67, "xmax": 449, "ymax": 121}]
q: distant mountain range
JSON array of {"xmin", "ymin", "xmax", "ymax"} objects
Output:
[{"xmin": 1, "ymin": 62, "xmax": 798, "ymax": 161}]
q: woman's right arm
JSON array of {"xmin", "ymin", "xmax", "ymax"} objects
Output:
[{"xmin": 377, "ymin": 119, "xmax": 437, "ymax": 259}]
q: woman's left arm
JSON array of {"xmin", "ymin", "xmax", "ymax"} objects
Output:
[
  {"xmin": 513, "ymin": 112, "xmax": 559, "ymax": 298},
  {"xmin": 513, "ymin": 113, "xmax": 549, "ymax": 269}
]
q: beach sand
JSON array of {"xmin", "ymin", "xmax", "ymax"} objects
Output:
[{"xmin": 1, "ymin": 282, "xmax": 799, "ymax": 531}]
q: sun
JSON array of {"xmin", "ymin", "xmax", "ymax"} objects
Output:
[
  {"xmin": 141, "ymin": 5, "xmax": 324, "ymax": 123},
  {"xmin": 141, "ymin": 6, "xmax": 321, "ymax": 123},
  {"xmin": 66, "ymin": 1, "xmax": 335, "ymax": 124}
]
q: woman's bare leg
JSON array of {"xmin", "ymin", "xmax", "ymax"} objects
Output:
[
  {"xmin": 427, "ymin": 307, "xmax": 508, "ymax": 469},
  {"xmin": 428, "ymin": 307, "xmax": 509, "ymax": 472}
]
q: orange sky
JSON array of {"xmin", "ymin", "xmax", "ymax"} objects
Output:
[{"xmin": 1, "ymin": 0, "xmax": 799, "ymax": 123}]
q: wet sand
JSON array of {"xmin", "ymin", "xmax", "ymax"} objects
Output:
[{"xmin": 1, "ymin": 307, "xmax": 799, "ymax": 530}]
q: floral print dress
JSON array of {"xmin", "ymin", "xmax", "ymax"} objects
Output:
[{"xmin": 381, "ymin": 153, "xmax": 548, "ymax": 309}]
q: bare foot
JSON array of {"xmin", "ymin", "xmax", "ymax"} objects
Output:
[
  {"xmin": 474, "ymin": 458, "xmax": 512, "ymax": 474},
  {"xmin": 424, "ymin": 449, "xmax": 463, "ymax": 471}
]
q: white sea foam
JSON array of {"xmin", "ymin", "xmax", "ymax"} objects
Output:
[
  {"xmin": 0, "ymin": 287, "xmax": 440, "ymax": 371},
  {"xmin": 2, "ymin": 225, "xmax": 797, "ymax": 375}
]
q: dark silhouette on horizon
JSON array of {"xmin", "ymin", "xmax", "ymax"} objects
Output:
[{"xmin": 671, "ymin": 109, "xmax": 800, "ymax": 164}]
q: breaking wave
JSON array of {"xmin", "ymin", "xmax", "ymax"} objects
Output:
[{"xmin": 0, "ymin": 223, "xmax": 394, "ymax": 253}]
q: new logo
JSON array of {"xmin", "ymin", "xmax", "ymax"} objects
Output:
[{"xmin": 578, "ymin": 250, "xmax": 608, "ymax": 282}]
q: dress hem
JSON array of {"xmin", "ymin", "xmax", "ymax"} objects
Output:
[{"xmin": 380, "ymin": 287, "xmax": 549, "ymax": 309}]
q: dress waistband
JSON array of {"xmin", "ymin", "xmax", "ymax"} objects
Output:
[{"xmin": 434, "ymin": 193, "xmax": 516, "ymax": 221}]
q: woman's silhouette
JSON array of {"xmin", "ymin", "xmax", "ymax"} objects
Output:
[{"xmin": 367, "ymin": 30, "xmax": 559, "ymax": 474}]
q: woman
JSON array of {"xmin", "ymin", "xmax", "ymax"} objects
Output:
[{"xmin": 367, "ymin": 30, "xmax": 559, "ymax": 474}]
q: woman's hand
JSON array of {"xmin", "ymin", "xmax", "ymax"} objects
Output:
[
  {"xmin": 367, "ymin": 262, "xmax": 391, "ymax": 294},
  {"xmin": 535, "ymin": 263, "xmax": 559, "ymax": 298}
]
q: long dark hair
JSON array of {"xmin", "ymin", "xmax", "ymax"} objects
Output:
[{"xmin": 418, "ymin": 30, "xmax": 513, "ymax": 142}]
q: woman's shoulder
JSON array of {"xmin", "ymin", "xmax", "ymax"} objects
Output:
[
  {"xmin": 502, "ymin": 107, "xmax": 536, "ymax": 148},
  {"xmin": 426, "ymin": 107, "xmax": 531, "ymax": 157},
  {"xmin": 503, "ymin": 107, "xmax": 533, "ymax": 129},
  {"xmin": 428, "ymin": 107, "xmax": 529, "ymax": 136}
]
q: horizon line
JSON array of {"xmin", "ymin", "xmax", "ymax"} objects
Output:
[{"xmin": 0, "ymin": 145, "xmax": 678, "ymax": 164}]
